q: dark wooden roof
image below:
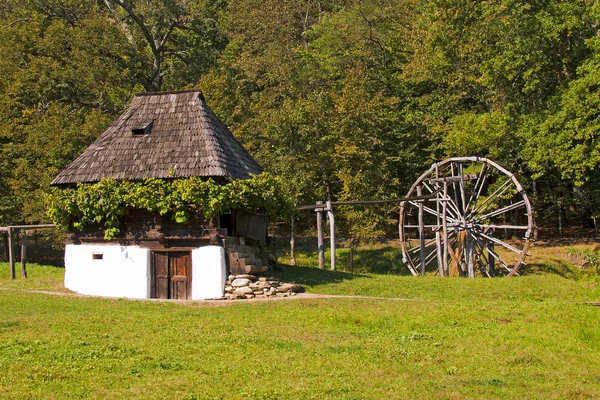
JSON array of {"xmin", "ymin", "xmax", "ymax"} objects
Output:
[{"xmin": 51, "ymin": 91, "xmax": 262, "ymax": 185}]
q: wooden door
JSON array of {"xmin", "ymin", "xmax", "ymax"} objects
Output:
[
  {"xmin": 169, "ymin": 252, "xmax": 191, "ymax": 300},
  {"xmin": 151, "ymin": 251, "xmax": 192, "ymax": 300}
]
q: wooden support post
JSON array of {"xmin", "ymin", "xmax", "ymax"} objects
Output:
[
  {"xmin": 435, "ymin": 165, "xmax": 444, "ymax": 276},
  {"xmin": 8, "ymin": 227, "xmax": 15, "ymax": 280},
  {"xmin": 417, "ymin": 186, "xmax": 426, "ymax": 276},
  {"xmin": 466, "ymin": 232, "xmax": 474, "ymax": 278},
  {"xmin": 34, "ymin": 229, "xmax": 38, "ymax": 264},
  {"xmin": 2, "ymin": 232, "xmax": 8, "ymax": 262},
  {"xmin": 316, "ymin": 201, "xmax": 325, "ymax": 269},
  {"xmin": 21, "ymin": 233, "xmax": 27, "ymax": 279},
  {"xmin": 442, "ymin": 182, "xmax": 449, "ymax": 276},
  {"xmin": 327, "ymin": 200, "xmax": 336, "ymax": 271},
  {"xmin": 487, "ymin": 237, "xmax": 496, "ymax": 277},
  {"xmin": 290, "ymin": 216, "xmax": 296, "ymax": 266}
]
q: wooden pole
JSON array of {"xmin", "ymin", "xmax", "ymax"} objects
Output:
[
  {"xmin": 327, "ymin": 200, "xmax": 336, "ymax": 271},
  {"xmin": 466, "ymin": 232, "xmax": 474, "ymax": 278},
  {"xmin": 2, "ymin": 232, "xmax": 8, "ymax": 262},
  {"xmin": 8, "ymin": 227, "xmax": 15, "ymax": 280},
  {"xmin": 487, "ymin": 235, "xmax": 496, "ymax": 277},
  {"xmin": 34, "ymin": 229, "xmax": 38, "ymax": 264},
  {"xmin": 290, "ymin": 216, "xmax": 296, "ymax": 266},
  {"xmin": 316, "ymin": 201, "xmax": 325, "ymax": 269},
  {"xmin": 442, "ymin": 182, "xmax": 449, "ymax": 276},
  {"xmin": 417, "ymin": 186, "xmax": 426, "ymax": 276},
  {"xmin": 435, "ymin": 165, "xmax": 444, "ymax": 276},
  {"xmin": 21, "ymin": 233, "xmax": 27, "ymax": 279}
]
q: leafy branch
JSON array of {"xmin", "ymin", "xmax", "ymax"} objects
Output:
[{"xmin": 45, "ymin": 173, "xmax": 291, "ymax": 240}]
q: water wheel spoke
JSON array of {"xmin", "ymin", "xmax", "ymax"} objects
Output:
[
  {"xmin": 471, "ymin": 239, "xmax": 493, "ymax": 277},
  {"xmin": 406, "ymin": 237, "xmax": 437, "ymax": 254},
  {"xmin": 409, "ymin": 201, "xmax": 460, "ymax": 224},
  {"xmin": 467, "ymin": 177, "xmax": 513, "ymax": 220},
  {"xmin": 474, "ymin": 230, "xmax": 523, "ymax": 254},
  {"xmin": 465, "ymin": 164, "xmax": 488, "ymax": 214},
  {"xmin": 474, "ymin": 200, "xmax": 526, "ymax": 222},
  {"xmin": 407, "ymin": 231, "xmax": 457, "ymax": 254},
  {"xmin": 470, "ymin": 233, "xmax": 512, "ymax": 273},
  {"xmin": 473, "ymin": 224, "xmax": 530, "ymax": 230},
  {"xmin": 421, "ymin": 181, "xmax": 462, "ymax": 220}
]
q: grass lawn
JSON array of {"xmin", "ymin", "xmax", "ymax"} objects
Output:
[{"xmin": 0, "ymin": 241, "xmax": 600, "ymax": 399}]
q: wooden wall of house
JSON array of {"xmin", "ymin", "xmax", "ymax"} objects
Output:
[{"xmin": 66, "ymin": 209, "xmax": 222, "ymax": 250}]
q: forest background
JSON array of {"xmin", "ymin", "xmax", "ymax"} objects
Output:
[{"xmin": 1, "ymin": 0, "xmax": 599, "ymax": 240}]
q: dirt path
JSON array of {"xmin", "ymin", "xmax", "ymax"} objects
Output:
[{"xmin": 0, "ymin": 287, "xmax": 411, "ymax": 305}]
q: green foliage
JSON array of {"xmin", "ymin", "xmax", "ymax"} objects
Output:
[
  {"xmin": 46, "ymin": 174, "xmax": 291, "ymax": 239},
  {"xmin": 567, "ymin": 248, "xmax": 600, "ymax": 278},
  {"xmin": 2, "ymin": 0, "xmax": 600, "ymax": 237}
]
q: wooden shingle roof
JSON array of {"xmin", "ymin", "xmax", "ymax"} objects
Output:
[{"xmin": 51, "ymin": 91, "xmax": 262, "ymax": 185}]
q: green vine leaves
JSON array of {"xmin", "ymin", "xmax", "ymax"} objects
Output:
[{"xmin": 45, "ymin": 173, "xmax": 291, "ymax": 240}]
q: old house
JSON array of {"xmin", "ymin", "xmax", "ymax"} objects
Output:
[{"xmin": 51, "ymin": 90, "xmax": 268, "ymax": 300}]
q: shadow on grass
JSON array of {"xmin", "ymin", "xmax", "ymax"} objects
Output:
[
  {"xmin": 276, "ymin": 264, "xmax": 371, "ymax": 287},
  {"xmin": 523, "ymin": 259, "xmax": 581, "ymax": 280},
  {"xmin": 273, "ymin": 236, "xmax": 412, "ymax": 276}
]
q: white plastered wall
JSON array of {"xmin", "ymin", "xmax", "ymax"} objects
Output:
[
  {"xmin": 64, "ymin": 244, "xmax": 151, "ymax": 299},
  {"xmin": 191, "ymin": 246, "xmax": 226, "ymax": 300}
]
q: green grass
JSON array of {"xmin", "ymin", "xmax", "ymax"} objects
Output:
[{"xmin": 0, "ymin": 243, "xmax": 600, "ymax": 399}]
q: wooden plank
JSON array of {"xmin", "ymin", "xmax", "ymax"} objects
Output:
[
  {"xmin": 8, "ymin": 228, "xmax": 15, "ymax": 280},
  {"xmin": 316, "ymin": 201, "xmax": 324, "ymax": 269},
  {"xmin": 153, "ymin": 252, "xmax": 169, "ymax": 299},
  {"xmin": 442, "ymin": 182, "xmax": 449, "ymax": 276},
  {"xmin": 294, "ymin": 192, "xmax": 439, "ymax": 211},
  {"xmin": 417, "ymin": 186, "xmax": 426, "ymax": 276},
  {"xmin": 327, "ymin": 201, "xmax": 336, "ymax": 271},
  {"xmin": 428, "ymin": 174, "xmax": 478, "ymax": 184},
  {"xmin": 20, "ymin": 234, "xmax": 27, "ymax": 279},
  {"xmin": 290, "ymin": 216, "xmax": 296, "ymax": 266}
]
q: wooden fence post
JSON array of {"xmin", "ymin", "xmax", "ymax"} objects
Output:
[
  {"xmin": 8, "ymin": 227, "xmax": 15, "ymax": 280},
  {"xmin": 417, "ymin": 186, "xmax": 425, "ymax": 275},
  {"xmin": 21, "ymin": 232, "xmax": 28, "ymax": 279},
  {"xmin": 2, "ymin": 232, "xmax": 8, "ymax": 262},
  {"xmin": 316, "ymin": 201, "xmax": 325, "ymax": 269},
  {"xmin": 327, "ymin": 200, "xmax": 336, "ymax": 271},
  {"xmin": 290, "ymin": 216, "xmax": 296, "ymax": 266}
]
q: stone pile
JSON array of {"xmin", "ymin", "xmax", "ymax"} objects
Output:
[{"xmin": 221, "ymin": 274, "xmax": 305, "ymax": 300}]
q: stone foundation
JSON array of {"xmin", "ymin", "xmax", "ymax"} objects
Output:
[{"xmin": 216, "ymin": 274, "xmax": 305, "ymax": 300}]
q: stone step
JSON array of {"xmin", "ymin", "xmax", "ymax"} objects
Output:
[
  {"xmin": 239, "ymin": 257, "xmax": 262, "ymax": 267},
  {"xmin": 244, "ymin": 265, "xmax": 269, "ymax": 275},
  {"xmin": 230, "ymin": 251, "xmax": 255, "ymax": 260}
]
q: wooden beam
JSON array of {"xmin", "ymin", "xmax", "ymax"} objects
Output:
[
  {"xmin": 5, "ymin": 224, "xmax": 56, "ymax": 230},
  {"xmin": 8, "ymin": 227, "xmax": 15, "ymax": 280},
  {"xmin": 417, "ymin": 186, "xmax": 426, "ymax": 276},
  {"xmin": 316, "ymin": 201, "xmax": 325, "ymax": 270},
  {"xmin": 428, "ymin": 174, "xmax": 478, "ymax": 184},
  {"xmin": 327, "ymin": 200, "xmax": 336, "ymax": 271},
  {"xmin": 290, "ymin": 216, "xmax": 296, "ymax": 266},
  {"xmin": 294, "ymin": 192, "xmax": 439, "ymax": 211},
  {"xmin": 20, "ymin": 234, "xmax": 27, "ymax": 279}
]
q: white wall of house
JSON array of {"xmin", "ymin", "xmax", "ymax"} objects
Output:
[
  {"xmin": 191, "ymin": 246, "xmax": 226, "ymax": 300},
  {"xmin": 64, "ymin": 243, "xmax": 226, "ymax": 300},
  {"xmin": 64, "ymin": 244, "xmax": 151, "ymax": 299}
]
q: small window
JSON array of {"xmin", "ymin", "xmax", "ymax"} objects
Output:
[
  {"xmin": 132, "ymin": 121, "xmax": 153, "ymax": 136},
  {"xmin": 92, "ymin": 253, "xmax": 103, "ymax": 260}
]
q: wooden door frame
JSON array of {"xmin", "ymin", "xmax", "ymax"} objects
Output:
[{"xmin": 150, "ymin": 250, "xmax": 192, "ymax": 300}]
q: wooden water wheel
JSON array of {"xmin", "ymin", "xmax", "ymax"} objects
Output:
[{"xmin": 399, "ymin": 157, "xmax": 534, "ymax": 277}]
